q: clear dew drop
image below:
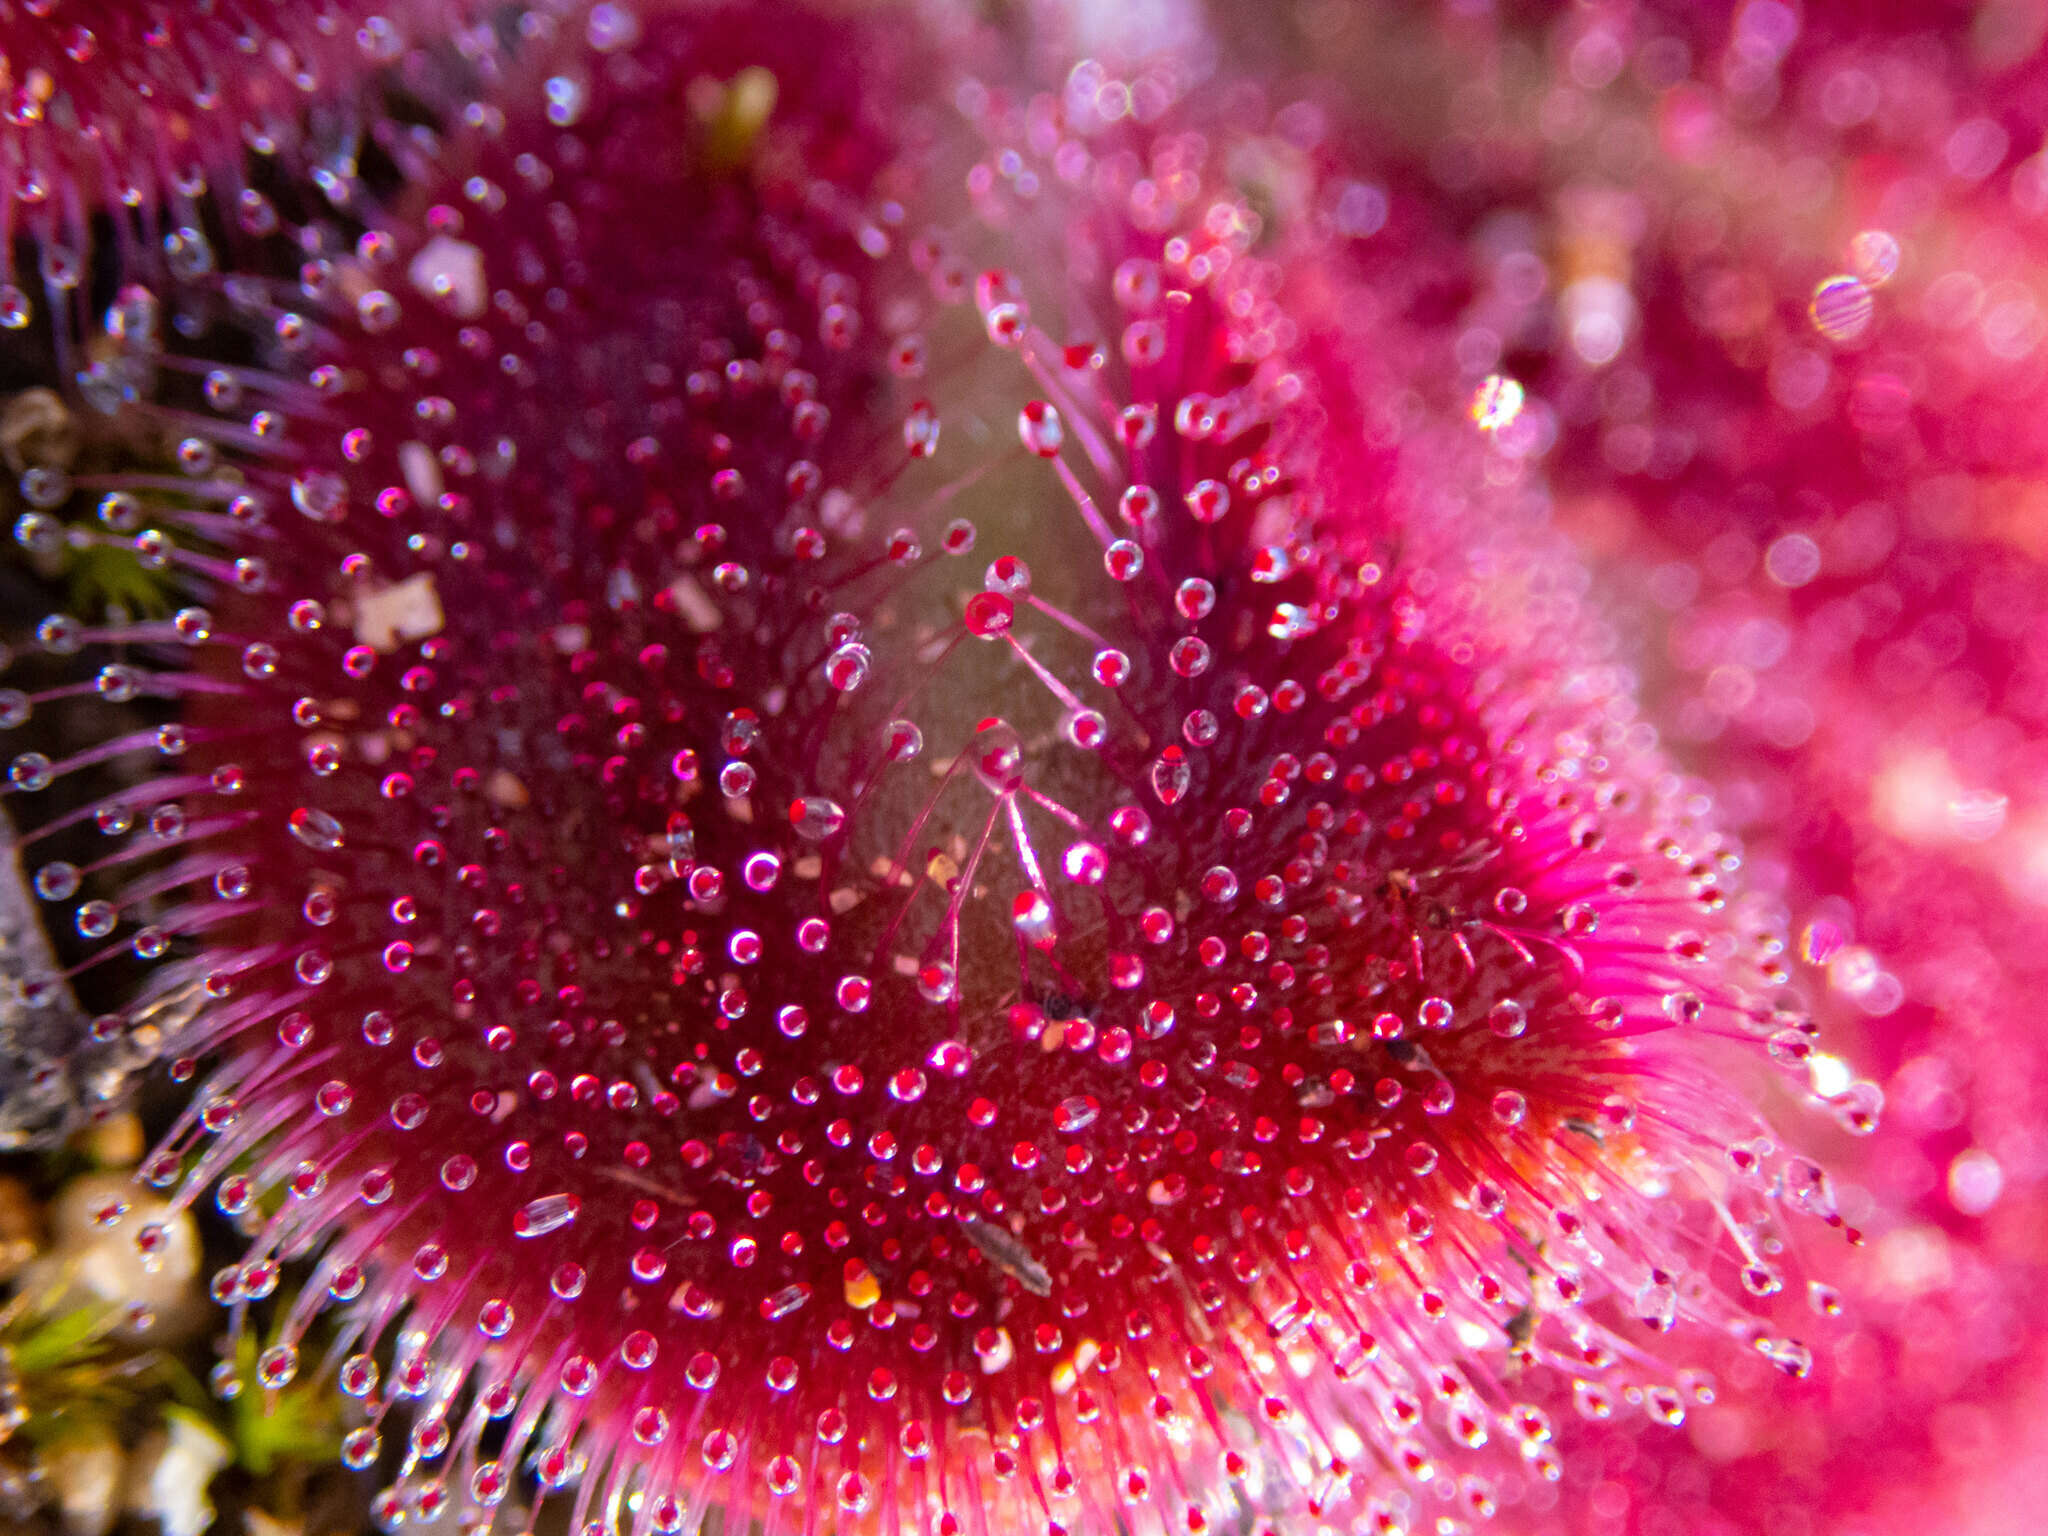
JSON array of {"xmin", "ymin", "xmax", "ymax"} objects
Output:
[
  {"xmin": 1754, "ymin": 1336, "xmax": 1813, "ymax": 1379},
  {"xmin": 257, "ymin": 1343, "xmax": 299, "ymax": 1389},
  {"xmin": 1055, "ymin": 1096, "xmax": 1100, "ymax": 1133},
  {"xmin": 9, "ymin": 754, "xmax": 52, "ymax": 792},
  {"xmin": 1184, "ymin": 479, "xmax": 1229, "ymax": 524},
  {"xmin": 1062, "ymin": 842, "xmax": 1107, "ymax": 885},
  {"xmin": 288, "ymin": 807, "xmax": 345, "ymax": 851},
  {"xmin": 904, "ymin": 400, "xmax": 940, "ymax": 457},
  {"xmin": 37, "ymin": 614, "xmax": 82, "ymax": 654},
  {"xmin": 885, "ymin": 718, "xmax": 924, "ymax": 762},
  {"xmin": 290, "ymin": 469, "xmax": 346, "ymax": 521},
  {"xmin": 1017, "ymin": 400, "xmax": 1064, "ymax": 457},
  {"xmin": 1150, "ymin": 749, "xmax": 1190, "ymax": 806},
  {"xmin": 1012, "ymin": 891, "xmax": 1056, "ymax": 943},
  {"xmin": 341, "ymin": 1428, "xmax": 381, "ymax": 1469},
  {"xmin": 1063, "ymin": 709, "xmax": 1106, "ymax": 749},
  {"xmin": 1174, "ymin": 578, "xmax": 1216, "ymax": 621},
  {"xmin": 984, "ymin": 556, "xmax": 1031, "ymax": 596},
  {"xmin": 824, "ymin": 642, "xmax": 871, "ymax": 691},
  {"xmin": 1170, "ymin": 637, "xmax": 1212, "ymax": 678},
  {"xmin": 514, "ymin": 1193, "xmax": 580, "ymax": 1237},
  {"xmin": 916, "ymin": 962, "xmax": 958, "ymax": 1005},
  {"xmin": 1809, "ymin": 274, "xmax": 1874, "ymax": 343},
  {"xmin": 971, "ymin": 720, "xmax": 1024, "ymax": 794},
  {"xmin": 1634, "ymin": 1276, "xmax": 1678, "ymax": 1332},
  {"xmin": 19, "ymin": 468, "xmax": 70, "ymax": 511},
  {"xmin": 1847, "ymin": 228, "xmax": 1900, "ymax": 286},
  {"xmin": 790, "ymin": 796, "xmax": 847, "ymax": 842},
  {"xmin": 1469, "ymin": 373, "xmax": 1526, "ymax": 432}
]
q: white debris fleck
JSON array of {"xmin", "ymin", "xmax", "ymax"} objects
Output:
[
  {"xmin": 123, "ymin": 1411, "xmax": 232, "ymax": 1536},
  {"xmin": 399, "ymin": 440, "xmax": 444, "ymax": 509},
  {"xmin": 407, "ymin": 235, "xmax": 487, "ymax": 319},
  {"xmin": 353, "ymin": 573, "xmax": 445, "ymax": 653},
  {"xmin": 668, "ymin": 574, "xmax": 724, "ymax": 633}
]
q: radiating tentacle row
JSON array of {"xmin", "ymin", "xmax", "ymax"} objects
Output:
[{"xmin": 0, "ymin": 8, "xmax": 1871, "ymax": 1536}]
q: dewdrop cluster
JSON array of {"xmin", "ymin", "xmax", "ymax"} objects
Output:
[
  {"xmin": 0, "ymin": 1, "xmax": 522, "ymax": 320},
  {"xmin": 0, "ymin": 5, "xmax": 1868, "ymax": 1536}
]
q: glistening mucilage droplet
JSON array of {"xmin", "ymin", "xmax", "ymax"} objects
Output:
[{"xmin": 0, "ymin": 6, "xmax": 1858, "ymax": 1536}]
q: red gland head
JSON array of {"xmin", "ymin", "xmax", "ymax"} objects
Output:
[{"xmin": 0, "ymin": 6, "xmax": 1857, "ymax": 1535}]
